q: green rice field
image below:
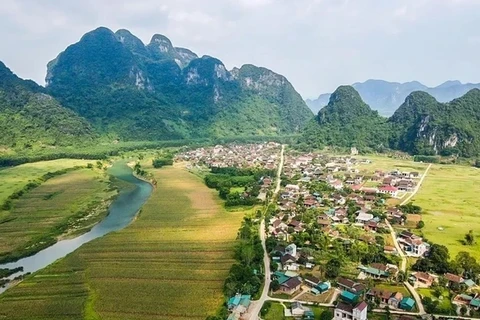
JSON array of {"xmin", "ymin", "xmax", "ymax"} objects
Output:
[{"xmin": 0, "ymin": 163, "xmax": 246, "ymax": 319}]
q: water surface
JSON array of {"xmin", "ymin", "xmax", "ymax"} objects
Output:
[{"xmin": 0, "ymin": 162, "xmax": 153, "ymax": 294}]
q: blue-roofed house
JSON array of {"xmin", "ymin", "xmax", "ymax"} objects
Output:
[
  {"xmin": 399, "ymin": 297, "xmax": 416, "ymax": 311},
  {"xmin": 227, "ymin": 294, "xmax": 251, "ymax": 320},
  {"xmin": 464, "ymin": 279, "xmax": 476, "ymax": 288},
  {"xmin": 273, "ymin": 271, "xmax": 291, "ymax": 285},
  {"xmin": 470, "ymin": 298, "xmax": 480, "ymax": 310},
  {"xmin": 340, "ymin": 290, "xmax": 359, "ymax": 304}
]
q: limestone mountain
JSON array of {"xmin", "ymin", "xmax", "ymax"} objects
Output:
[
  {"xmin": 389, "ymin": 89, "xmax": 480, "ymax": 157},
  {"xmin": 0, "ymin": 61, "xmax": 94, "ymax": 149},
  {"xmin": 307, "ymin": 79, "xmax": 480, "ymax": 116},
  {"xmin": 46, "ymin": 27, "xmax": 313, "ymax": 140},
  {"xmin": 299, "ymin": 86, "xmax": 390, "ymax": 150},
  {"xmin": 301, "ymin": 85, "xmax": 480, "ymax": 157}
]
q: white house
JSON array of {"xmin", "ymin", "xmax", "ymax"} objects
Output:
[
  {"xmin": 334, "ymin": 301, "xmax": 368, "ymax": 320},
  {"xmin": 285, "ymin": 243, "xmax": 297, "ymax": 257},
  {"xmin": 356, "ymin": 212, "xmax": 374, "ymax": 224},
  {"xmin": 378, "ymin": 186, "xmax": 399, "ymax": 198},
  {"xmin": 291, "ymin": 302, "xmax": 312, "ymax": 317},
  {"xmin": 398, "ymin": 231, "xmax": 429, "ymax": 257}
]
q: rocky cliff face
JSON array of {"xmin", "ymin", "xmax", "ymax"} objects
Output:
[
  {"xmin": 46, "ymin": 27, "xmax": 313, "ymax": 140},
  {"xmin": 389, "ymin": 89, "xmax": 480, "ymax": 156}
]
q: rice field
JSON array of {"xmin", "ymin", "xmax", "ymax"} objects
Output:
[
  {"xmin": 356, "ymin": 155, "xmax": 429, "ymax": 174},
  {"xmin": 0, "ymin": 164, "xmax": 246, "ymax": 319},
  {"xmin": 357, "ymin": 154, "xmax": 480, "ymax": 260},
  {"xmin": 412, "ymin": 164, "xmax": 480, "ymax": 259},
  {"xmin": 0, "ymin": 168, "xmax": 114, "ymax": 262},
  {"xmin": 0, "ymin": 159, "xmax": 95, "ymax": 205}
]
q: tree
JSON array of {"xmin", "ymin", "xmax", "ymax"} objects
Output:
[
  {"xmin": 460, "ymin": 305, "xmax": 468, "ymax": 316},
  {"xmin": 465, "ymin": 230, "xmax": 475, "ymax": 245},
  {"xmin": 269, "ymin": 279, "xmax": 280, "ymax": 292},
  {"xmin": 422, "ymin": 297, "xmax": 439, "ymax": 314},
  {"xmin": 474, "ymin": 159, "xmax": 480, "ymax": 168},
  {"xmin": 325, "ymin": 258, "xmax": 341, "ymax": 279},
  {"xmin": 396, "ymin": 270, "xmax": 406, "ymax": 283},
  {"xmin": 417, "ymin": 220, "xmax": 425, "ymax": 229},
  {"xmin": 429, "ymin": 244, "xmax": 450, "ymax": 273},
  {"xmin": 320, "ymin": 310, "xmax": 333, "ymax": 320}
]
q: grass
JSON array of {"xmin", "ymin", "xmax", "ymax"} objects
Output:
[
  {"xmin": 301, "ymin": 288, "xmax": 336, "ymax": 304},
  {"xmin": 0, "ymin": 167, "xmax": 114, "ymax": 263},
  {"xmin": 0, "ymin": 159, "xmax": 95, "ymax": 206},
  {"xmin": 230, "ymin": 187, "xmax": 245, "ymax": 193},
  {"xmin": 412, "ymin": 164, "xmax": 480, "ymax": 259},
  {"xmin": 374, "ymin": 283, "xmax": 411, "ymax": 297},
  {"xmin": 356, "ymin": 155, "xmax": 429, "ymax": 175},
  {"xmin": 263, "ymin": 302, "xmax": 286, "ymax": 320},
  {"xmin": 417, "ymin": 288, "xmax": 452, "ymax": 309},
  {"xmin": 0, "ymin": 164, "xmax": 246, "ymax": 320},
  {"xmin": 356, "ymin": 154, "xmax": 480, "ymax": 260}
]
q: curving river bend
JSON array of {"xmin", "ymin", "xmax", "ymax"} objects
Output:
[{"xmin": 0, "ymin": 162, "xmax": 153, "ymax": 294}]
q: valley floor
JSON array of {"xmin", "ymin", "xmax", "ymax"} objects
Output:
[
  {"xmin": 412, "ymin": 164, "xmax": 480, "ymax": 259},
  {"xmin": 0, "ymin": 162, "xmax": 115, "ymax": 263},
  {"xmin": 0, "ymin": 163, "xmax": 246, "ymax": 320}
]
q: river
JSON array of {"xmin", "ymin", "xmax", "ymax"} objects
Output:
[{"xmin": 0, "ymin": 161, "xmax": 153, "ymax": 294}]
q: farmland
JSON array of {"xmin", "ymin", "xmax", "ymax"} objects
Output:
[
  {"xmin": 356, "ymin": 155, "xmax": 429, "ymax": 174},
  {"xmin": 412, "ymin": 164, "xmax": 480, "ymax": 259},
  {"xmin": 0, "ymin": 168, "xmax": 115, "ymax": 263},
  {"xmin": 0, "ymin": 159, "xmax": 95, "ymax": 205},
  {"xmin": 357, "ymin": 155, "xmax": 480, "ymax": 259},
  {"xmin": 0, "ymin": 163, "xmax": 246, "ymax": 320}
]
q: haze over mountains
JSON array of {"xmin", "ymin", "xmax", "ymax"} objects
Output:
[{"xmin": 306, "ymin": 80, "xmax": 480, "ymax": 116}]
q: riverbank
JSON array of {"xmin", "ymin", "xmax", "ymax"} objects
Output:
[
  {"xmin": 0, "ymin": 164, "xmax": 245, "ymax": 320},
  {"xmin": 0, "ymin": 162, "xmax": 152, "ymax": 296},
  {"xmin": 0, "ymin": 166, "xmax": 117, "ymax": 265}
]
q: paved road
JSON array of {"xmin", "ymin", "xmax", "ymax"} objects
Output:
[
  {"xmin": 248, "ymin": 145, "xmax": 285, "ymax": 320},
  {"xmin": 405, "ymin": 280, "xmax": 426, "ymax": 314}
]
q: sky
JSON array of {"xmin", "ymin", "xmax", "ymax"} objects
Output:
[{"xmin": 1, "ymin": 0, "xmax": 480, "ymax": 98}]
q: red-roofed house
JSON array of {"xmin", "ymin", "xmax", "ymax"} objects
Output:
[{"xmin": 378, "ymin": 186, "xmax": 399, "ymax": 197}]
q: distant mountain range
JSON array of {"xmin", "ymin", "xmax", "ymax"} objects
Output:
[
  {"xmin": 306, "ymin": 79, "xmax": 480, "ymax": 116},
  {"xmin": 300, "ymin": 85, "xmax": 480, "ymax": 157}
]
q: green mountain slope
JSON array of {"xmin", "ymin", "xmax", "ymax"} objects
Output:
[
  {"xmin": 46, "ymin": 27, "xmax": 313, "ymax": 140},
  {"xmin": 389, "ymin": 89, "xmax": 480, "ymax": 157},
  {"xmin": 300, "ymin": 85, "xmax": 480, "ymax": 157},
  {"xmin": 0, "ymin": 61, "xmax": 95, "ymax": 149},
  {"xmin": 299, "ymin": 86, "xmax": 390, "ymax": 150}
]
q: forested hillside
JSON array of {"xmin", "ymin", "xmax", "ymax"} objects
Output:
[
  {"xmin": 0, "ymin": 61, "xmax": 95, "ymax": 149},
  {"xmin": 46, "ymin": 27, "xmax": 313, "ymax": 140},
  {"xmin": 299, "ymin": 86, "xmax": 390, "ymax": 150},
  {"xmin": 301, "ymin": 86, "xmax": 480, "ymax": 157}
]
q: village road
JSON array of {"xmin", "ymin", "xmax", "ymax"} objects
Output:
[
  {"xmin": 387, "ymin": 163, "xmax": 432, "ymax": 314},
  {"xmin": 248, "ymin": 144, "xmax": 285, "ymax": 320}
]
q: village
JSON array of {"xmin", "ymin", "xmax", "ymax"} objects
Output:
[{"xmin": 178, "ymin": 144, "xmax": 480, "ymax": 320}]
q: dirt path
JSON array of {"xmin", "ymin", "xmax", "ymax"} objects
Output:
[{"xmin": 386, "ymin": 163, "xmax": 432, "ymax": 315}]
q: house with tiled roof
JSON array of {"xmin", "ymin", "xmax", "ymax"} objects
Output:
[
  {"xmin": 334, "ymin": 301, "xmax": 368, "ymax": 320},
  {"xmin": 445, "ymin": 273, "xmax": 464, "ymax": 287},
  {"xmin": 280, "ymin": 277, "xmax": 302, "ymax": 295}
]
